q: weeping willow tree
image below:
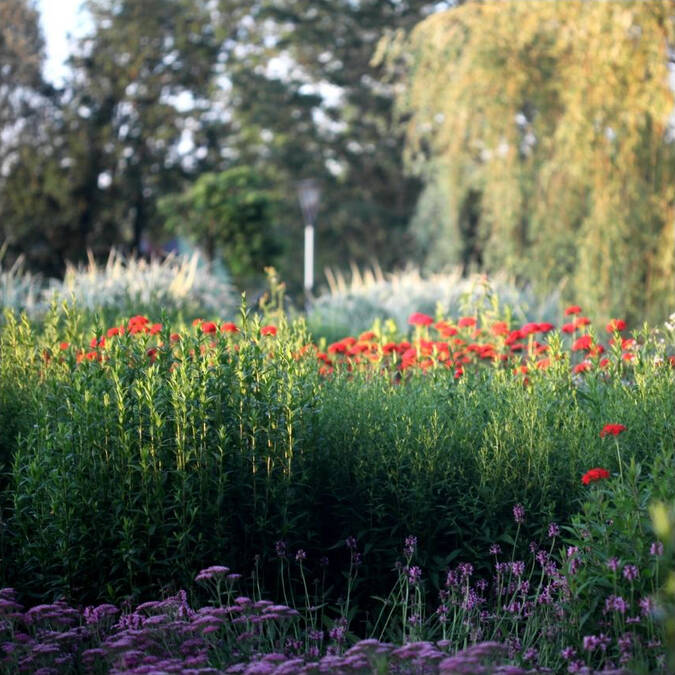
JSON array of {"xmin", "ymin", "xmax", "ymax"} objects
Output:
[{"xmin": 379, "ymin": 0, "xmax": 675, "ymax": 322}]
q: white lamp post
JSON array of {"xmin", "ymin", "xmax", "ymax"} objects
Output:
[{"xmin": 296, "ymin": 179, "xmax": 321, "ymax": 295}]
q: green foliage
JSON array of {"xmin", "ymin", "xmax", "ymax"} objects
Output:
[
  {"xmin": 562, "ymin": 452, "xmax": 675, "ymax": 669},
  {"xmin": 1, "ymin": 304, "xmax": 675, "ymax": 614},
  {"xmin": 384, "ymin": 0, "xmax": 675, "ymax": 323},
  {"xmin": 159, "ymin": 167, "xmax": 282, "ymax": 286}
]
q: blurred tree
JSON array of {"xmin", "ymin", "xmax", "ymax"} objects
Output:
[
  {"xmin": 66, "ymin": 0, "xmax": 224, "ymax": 252},
  {"xmin": 211, "ymin": 0, "xmax": 456, "ymax": 289},
  {"xmin": 1, "ymin": 0, "xmax": 226, "ymax": 275},
  {"xmin": 384, "ymin": 0, "xmax": 675, "ymax": 322},
  {"xmin": 159, "ymin": 166, "xmax": 282, "ymax": 286},
  {"xmin": 0, "ymin": 0, "xmax": 72, "ymax": 274},
  {"xmin": 0, "ymin": 0, "xmax": 46, "ymax": 141}
]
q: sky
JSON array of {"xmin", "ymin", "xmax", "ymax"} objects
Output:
[{"xmin": 37, "ymin": 0, "xmax": 90, "ymax": 84}]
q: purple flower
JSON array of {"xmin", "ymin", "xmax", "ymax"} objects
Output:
[
  {"xmin": 445, "ymin": 569, "xmax": 459, "ymax": 587},
  {"xmin": 548, "ymin": 523, "xmax": 560, "ymax": 538},
  {"xmin": 345, "ymin": 536, "xmax": 358, "ymax": 551},
  {"xmin": 604, "ymin": 595, "xmax": 628, "ymax": 615},
  {"xmin": 650, "ymin": 541, "xmax": 664, "ymax": 557},
  {"xmin": 583, "ymin": 633, "xmax": 611, "ymax": 652},
  {"xmin": 623, "ymin": 564, "xmax": 639, "ymax": 581},
  {"xmin": 403, "ymin": 535, "xmax": 417, "ymax": 558},
  {"xmin": 567, "ymin": 547, "xmax": 581, "ymax": 574},
  {"xmin": 489, "ymin": 544, "xmax": 502, "ymax": 555},
  {"xmin": 458, "ymin": 562, "xmax": 474, "ymax": 579},
  {"xmin": 561, "ymin": 646, "xmax": 576, "ymax": 661},
  {"xmin": 523, "ymin": 647, "xmax": 538, "ymax": 662},
  {"xmin": 407, "ymin": 565, "xmax": 422, "ymax": 585},
  {"xmin": 639, "ymin": 596, "xmax": 653, "ymax": 616},
  {"xmin": 513, "ymin": 504, "xmax": 525, "ymax": 524},
  {"xmin": 195, "ymin": 565, "xmax": 230, "ymax": 582},
  {"xmin": 295, "ymin": 549, "xmax": 306, "ymax": 562},
  {"xmin": 275, "ymin": 541, "xmax": 287, "ymax": 558},
  {"xmin": 618, "ymin": 632, "xmax": 633, "ymax": 653},
  {"xmin": 606, "ymin": 557, "xmax": 619, "ymax": 572},
  {"xmin": 510, "ymin": 561, "xmax": 525, "ymax": 577}
]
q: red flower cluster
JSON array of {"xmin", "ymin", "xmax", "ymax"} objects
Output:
[
  {"xmin": 582, "ymin": 467, "xmax": 610, "ymax": 485},
  {"xmin": 408, "ymin": 312, "xmax": 434, "ymax": 327},
  {"xmin": 599, "ymin": 424, "xmax": 627, "ymax": 438}
]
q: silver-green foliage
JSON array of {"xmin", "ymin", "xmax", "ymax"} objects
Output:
[
  {"xmin": 0, "ymin": 248, "xmax": 237, "ymax": 319},
  {"xmin": 307, "ymin": 265, "xmax": 561, "ymax": 340}
]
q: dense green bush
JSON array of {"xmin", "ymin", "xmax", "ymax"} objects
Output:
[{"xmin": 1, "ymin": 304, "xmax": 674, "ymax": 617}]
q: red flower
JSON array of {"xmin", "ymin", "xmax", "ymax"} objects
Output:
[
  {"xmin": 520, "ymin": 322, "xmax": 539, "ymax": 336},
  {"xmin": 606, "ymin": 319, "xmax": 626, "ymax": 333},
  {"xmin": 59, "ymin": 341, "xmax": 70, "ymax": 351},
  {"xmin": 573, "ymin": 317, "xmax": 591, "ymax": 328},
  {"xmin": 572, "ymin": 335, "xmax": 593, "ymax": 351},
  {"xmin": 538, "ymin": 322, "xmax": 555, "ymax": 333},
  {"xmin": 359, "ymin": 331, "xmax": 376, "ymax": 342},
  {"xmin": 599, "ymin": 424, "xmax": 627, "ymax": 438},
  {"xmin": 573, "ymin": 361, "xmax": 592, "ymax": 374},
  {"xmin": 220, "ymin": 322, "xmax": 239, "ymax": 333},
  {"xmin": 261, "ymin": 325, "xmax": 277, "ymax": 336},
  {"xmin": 582, "ymin": 467, "xmax": 610, "ymax": 485},
  {"xmin": 561, "ymin": 322, "xmax": 576, "ymax": 334},
  {"xmin": 564, "ymin": 305, "xmax": 582, "ymax": 316},
  {"xmin": 408, "ymin": 312, "xmax": 434, "ymax": 326},
  {"xmin": 458, "ymin": 316, "xmax": 477, "ymax": 328},
  {"xmin": 201, "ymin": 321, "xmax": 217, "ymax": 334},
  {"xmin": 490, "ymin": 321, "xmax": 509, "ymax": 336},
  {"xmin": 129, "ymin": 315, "xmax": 149, "ymax": 326}
]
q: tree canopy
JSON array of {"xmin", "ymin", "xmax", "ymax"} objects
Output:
[{"xmin": 385, "ymin": 0, "xmax": 675, "ymax": 322}]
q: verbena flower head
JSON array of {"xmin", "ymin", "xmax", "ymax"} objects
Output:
[
  {"xmin": 195, "ymin": 565, "xmax": 230, "ymax": 582},
  {"xmin": 547, "ymin": 523, "xmax": 560, "ymax": 538},
  {"xmin": 623, "ymin": 564, "xmax": 639, "ymax": 581},
  {"xmin": 606, "ymin": 557, "xmax": 620, "ymax": 572},
  {"xmin": 650, "ymin": 541, "xmax": 664, "ymax": 557},
  {"xmin": 513, "ymin": 503, "xmax": 525, "ymax": 524},
  {"xmin": 403, "ymin": 535, "xmax": 417, "ymax": 558}
]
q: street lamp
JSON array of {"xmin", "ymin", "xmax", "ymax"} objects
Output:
[{"xmin": 296, "ymin": 179, "xmax": 321, "ymax": 295}]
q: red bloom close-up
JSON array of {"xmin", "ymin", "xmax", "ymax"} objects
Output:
[
  {"xmin": 572, "ymin": 335, "xmax": 593, "ymax": 351},
  {"xmin": 220, "ymin": 322, "xmax": 239, "ymax": 333},
  {"xmin": 582, "ymin": 467, "xmax": 610, "ymax": 485},
  {"xmin": 606, "ymin": 319, "xmax": 627, "ymax": 333},
  {"xmin": 564, "ymin": 305, "xmax": 582, "ymax": 316},
  {"xmin": 599, "ymin": 424, "xmax": 627, "ymax": 438},
  {"xmin": 408, "ymin": 312, "xmax": 434, "ymax": 327},
  {"xmin": 458, "ymin": 316, "xmax": 477, "ymax": 328},
  {"xmin": 261, "ymin": 325, "xmax": 278, "ymax": 336}
]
